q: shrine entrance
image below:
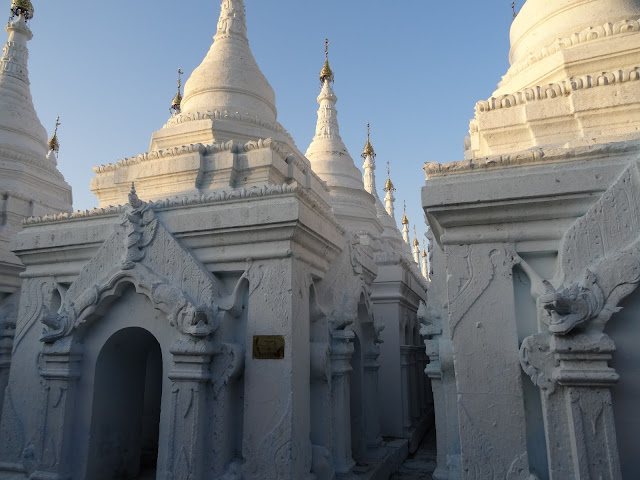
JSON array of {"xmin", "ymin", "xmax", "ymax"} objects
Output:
[{"xmin": 86, "ymin": 327, "xmax": 163, "ymax": 479}]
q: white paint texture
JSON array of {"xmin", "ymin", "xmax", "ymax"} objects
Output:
[{"xmin": 423, "ymin": 1, "xmax": 640, "ymax": 478}]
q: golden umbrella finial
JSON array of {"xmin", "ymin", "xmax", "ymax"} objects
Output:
[
  {"xmin": 362, "ymin": 122, "xmax": 376, "ymax": 158},
  {"xmin": 319, "ymin": 38, "xmax": 334, "ymax": 85},
  {"xmin": 401, "ymin": 200, "xmax": 409, "ymax": 225},
  {"xmin": 413, "ymin": 225, "xmax": 420, "ymax": 246},
  {"xmin": 48, "ymin": 116, "xmax": 61, "ymax": 153},
  {"xmin": 384, "ymin": 161, "xmax": 395, "ymax": 192},
  {"xmin": 10, "ymin": 0, "xmax": 34, "ymax": 21},
  {"xmin": 170, "ymin": 68, "xmax": 183, "ymax": 115}
]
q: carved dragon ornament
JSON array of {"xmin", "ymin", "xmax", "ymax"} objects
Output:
[{"xmin": 517, "ymin": 160, "xmax": 640, "ymax": 393}]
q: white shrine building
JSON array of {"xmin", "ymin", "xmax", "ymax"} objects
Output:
[
  {"xmin": 422, "ymin": 0, "xmax": 640, "ymax": 479},
  {"xmin": 0, "ymin": 1, "xmax": 429, "ymax": 479}
]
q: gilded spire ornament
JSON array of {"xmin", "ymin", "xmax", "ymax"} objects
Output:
[
  {"xmin": 319, "ymin": 38, "xmax": 334, "ymax": 85},
  {"xmin": 401, "ymin": 200, "xmax": 409, "ymax": 225},
  {"xmin": 383, "ymin": 161, "xmax": 396, "ymax": 219},
  {"xmin": 170, "ymin": 68, "xmax": 183, "ymax": 115},
  {"xmin": 48, "ymin": 116, "xmax": 60, "ymax": 154},
  {"xmin": 10, "ymin": 0, "xmax": 33, "ymax": 20},
  {"xmin": 413, "ymin": 225, "xmax": 420, "ymax": 247},
  {"xmin": 384, "ymin": 161, "xmax": 395, "ymax": 193},
  {"xmin": 362, "ymin": 123, "xmax": 375, "ymax": 158}
]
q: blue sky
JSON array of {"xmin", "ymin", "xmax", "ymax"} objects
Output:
[{"xmin": 24, "ymin": 0, "xmax": 519, "ymax": 243}]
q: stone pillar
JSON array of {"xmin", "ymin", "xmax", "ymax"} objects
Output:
[
  {"xmin": 445, "ymin": 243, "xmax": 532, "ymax": 479},
  {"xmin": 0, "ymin": 292, "xmax": 18, "ymax": 420},
  {"xmin": 521, "ymin": 331, "xmax": 622, "ymax": 480},
  {"xmin": 330, "ymin": 328, "xmax": 355, "ymax": 474},
  {"xmin": 0, "ymin": 323, "xmax": 13, "ymax": 419},
  {"xmin": 164, "ymin": 339, "xmax": 215, "ymax": 480},
  {"xmin": 400, "ymin": 345, "xmax": 413, "ymax": 435},
  {"xmin": 423, "ymin": 321, "xmax": 449, "ymax": 480},
  {"xmin": 242, "ymin": 258, "xmax": 313, "ymax": 480},
  {"xmin": 363, "ymin": 345, "xmax": 383, "ymax": 452},
  {"xmin": 30, "ymin": 342, "xmax": 82, "ymax": 480},
  {"xmin": 411, "ymin": 347, "xmax": 421, "ymax": 423}
]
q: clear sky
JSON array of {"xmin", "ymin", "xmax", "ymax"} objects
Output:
[{"xmin": 23, "ymin": 0, "xmax": 520, "ymax": 243}]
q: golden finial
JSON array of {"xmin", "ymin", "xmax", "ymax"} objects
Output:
[
  {"xmin": 512, "ymin": 2, "xmax": 517, "ymax": 19},
  {"xmin": 384, "ymin": 161, "xmax": 395, "ymax": 192},
  {"xmin": 401, "ymin": 200, "xmax": 409, "ymax": 225},
  {"xmin": 319, "ymin": 38, "xmax": 334, "ymax": 85},
  {"xmin": 413, "ymin": 226, "xmax": 420, "ymax": 246},
  {"xmin": 10, "ymin": 0, "xmax": 34, "ymax": 20},
  {"xmin": 47, "ymin": 116, "xmax": 60, "ymax": 153},
  {"xmin": 170, "ymin": 68, "xmax": 183, "ymax": 115},
  {"xmin": 362, "ymin": 123, "xmax": 376, "ymax": 158},
  {"xmin": 422, "ymin": 240, "xmax": 427, "ymax": 257}
]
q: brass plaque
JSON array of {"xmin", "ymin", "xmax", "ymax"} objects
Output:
[{"xmin": 253, "ymin": 335, "xmax": 285, "ymax": 359}]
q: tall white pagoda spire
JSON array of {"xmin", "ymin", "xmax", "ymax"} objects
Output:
[
  {"xmin": 412, "ymin": 226, "xmax": 420, "ymax": 264},
  {"xmin": 305, "ymin": 39, "xmax": 381, "ymax": 235},
  {"xmin": 180, "ymin": 0, "xmax": 276, "ymax": 123},
  {"xmin": 401, "ymin": 201, "xmax": 410, "ymax": 244},
  {"xmin": 0, "ymin": 1, "xmax": 48, "ymax": 158},
  {"xmin": 362, "ymin": 123, "xmax": 378, "ymax": 199},
  {"xmin": 383, "ymin": 161, "xmax": 396, "ymax": 219},
  {"xmin": 421, "ymin": 240, "xmax": 428, "ymax": 280},
  {"xmin": 306, "ymin": 40, "xmax": 370, "ymax": 192}
]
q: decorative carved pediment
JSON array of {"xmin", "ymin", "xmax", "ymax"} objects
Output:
[{"xmin": 40, "ymin": 185, "xmax": 246, "ymax": 342}]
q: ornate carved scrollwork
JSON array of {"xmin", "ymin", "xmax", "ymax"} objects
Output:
[{"xmin": 39, "ymin": 190, "xmax": 248, "ymax": 343}]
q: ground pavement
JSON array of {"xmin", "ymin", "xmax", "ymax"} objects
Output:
[{"xmin": 389, "ymin": 426, "xmax": 437, "ymax": 480}]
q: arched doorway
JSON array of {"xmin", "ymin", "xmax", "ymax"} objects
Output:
[{"xmin": 87, "ymin": 327, "xmax": 163, "ymax": 479}]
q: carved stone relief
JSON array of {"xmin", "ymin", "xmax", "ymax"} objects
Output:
[
  {"xmin": 517, "ymin": 160, "xmax": 640, "ymax": 479},
  {"xmin": 38, "ymin": 186, "xmax": 247, "ymax": 343}
]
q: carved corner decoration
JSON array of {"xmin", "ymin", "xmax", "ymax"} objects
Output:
[
  {"xmin": 518, "ymin": 160, "xmax": 640, "ymax": 478},
  {"xmin": 520, "ymin": 159, "xmax": 640, "ymax": 344},
  {"xmin": 39, "ymin": 192, "xmax": 249, "ymax": 343}
]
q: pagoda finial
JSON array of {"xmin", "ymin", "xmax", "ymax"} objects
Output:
[
  {"xmin": 384, "ymin": 161, "xmax": 395, "ymax": 193},
  {"xmin": 10, "ymin": 0, "xmax": 33, "ymax": 21},
  {"xmin": 170, "ymin": 68, "xmax": 183, "ymax": 115},
  {"xmin": 362, "ymin": 122, "xmax": 375, "ymax": 158},
  {"xmin": 512, "ymin": 2, "xmax": 517, "ymax": 19},
  {"xmin": 47, "ymin": 116, "xmax": 61, "ymax": 153},
  {"xmin": 401, "ymin": 200, "xmax": 409, "ymax": 225},
  {"xmin": 383, "ymin": 160, "xmax": 396, "ymax": 219},
  {"xmin": 319, "ymin": 37, "xmax": 334, "ymax": 85},
  {"xmin": 412, "ymin": 225, "xmax": 420, "ymax": 263}
]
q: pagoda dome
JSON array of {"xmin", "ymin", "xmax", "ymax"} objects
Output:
[
  {"xmin": 510, "ymin": 0, "xmax": 640, "ymax": 65},
  {"xmin": 180, "ymin": 0, "xmax": 277, "ymax": 123}
]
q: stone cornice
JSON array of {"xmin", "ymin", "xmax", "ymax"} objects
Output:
[
  {"xmin": 478, "ymin": 66, "xmax": 640, "ymax": 113},
  {"xmin": 500, "ymin": 18, "xmax": 640, "ymax": 87},
  {"xmin": 162, "ymin": 109, "xmax": 295, "ymax": 144},
  {"xmin": 23, "ymin": 183, "xmax": 344, "ymax": 233},
  {"xmin": 424, "ymin": 139, "xmax": 640, "ymax": 179},
  {"xmin": 93, "ymin": 138, "xmax": 308, "ymax": 175}
]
